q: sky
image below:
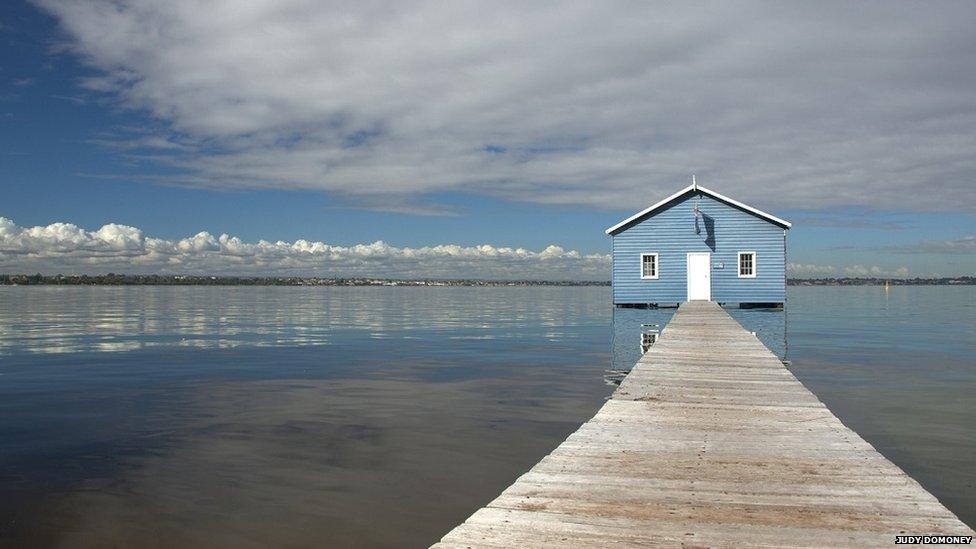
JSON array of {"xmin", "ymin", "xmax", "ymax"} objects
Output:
[{"xmin": 1, "ymin": 0, "xmax": 974, "ymax": 279}]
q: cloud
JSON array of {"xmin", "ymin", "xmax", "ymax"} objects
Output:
[
  {"xmin": 842, "ymin": 265, "xmax": 910, "ymax": 278},
  {"xmin": 323, "ymin": 194, "xmax": 461, "ymax": 217},
  {"xmin": 789, "ymin": 261, "xmax": 915, "ymax": 279},
  {"xmin": 787, "ymin": 262, "xmax": 836, "ymax": 277},
  {"xmin": 884, "ymin": 235, "xmax": 976, "ymax": 254},
  {"xmin": 85, "ymin": 135, "xmax": 198, "ymax": 152},
  {"xmin": 50, "ymin": 94, "xmax": 88, "ymax": 105},
  {"xmin": 793, "ymin": 215, "xmax": 909, "ymax": 230},
  {"xmin": 35, "ymin": 1, "xmax": 976, "ymax": 212},
  {"xmin": 0, "ymin": 216, "xmax": 609, "ymax": 280}
]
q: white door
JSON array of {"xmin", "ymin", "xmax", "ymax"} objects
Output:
[{"xmin": 687, "ymin": 252, "xmax": 711, "ymax": 301}]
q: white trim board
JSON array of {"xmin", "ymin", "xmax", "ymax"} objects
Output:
[
  {"xmin": 737, "ymin": 251, "xmax": 757, "ymax": 278},
  {"xmin": 640, "ymin": 252, "xmax": 659, "ymax": 280},
  {"xmin": 605, "ymin": 184, "xmax": 792, "ymax": 235}
]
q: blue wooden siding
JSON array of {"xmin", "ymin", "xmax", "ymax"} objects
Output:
[{"xmin": 612, "ymin": 192, "xmax": 786, "ymax": 304}]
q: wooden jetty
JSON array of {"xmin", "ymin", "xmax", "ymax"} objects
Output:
[{"xmin": 433, "ymin": 301, "xmax": 974, "ymax": 547}]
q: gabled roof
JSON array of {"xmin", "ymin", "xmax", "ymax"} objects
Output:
[{"xmin": 605, "ymin": 183, "xmax": 792, "ymax": 235}]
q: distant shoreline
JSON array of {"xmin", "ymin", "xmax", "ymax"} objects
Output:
[
  {"xmin": 0, "ymin": 274, "xmax": 609, "ymax": 287},
  {"xmin": 789, "ymin": 277, "xmax": 975, "ymax": 286},
  {"xmin": 1, "ymin": 274, "xmax": 973, "ymax": 286}
]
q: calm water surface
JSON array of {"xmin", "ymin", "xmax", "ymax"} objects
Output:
[{"xmin": 0, "ymin": 286, "xmax": 973, "ymax": 547}]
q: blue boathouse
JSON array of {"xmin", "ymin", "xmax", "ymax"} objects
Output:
[{"xmin": 606, "ymin": 182, "xmax": 791, "ymax": 307}]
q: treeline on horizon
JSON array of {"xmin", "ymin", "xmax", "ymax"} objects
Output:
[
  {"xmin": 1, "ymin": 273, "xmax": 974, "ymax": 286},
  {"xmin": 789, "ymin": 276, "xmax": 974, "ymax": 286}
]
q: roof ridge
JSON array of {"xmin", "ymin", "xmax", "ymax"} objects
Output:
[{"xmin": 605, "ymin": 184, "xmax": 792, "ymax": 234}]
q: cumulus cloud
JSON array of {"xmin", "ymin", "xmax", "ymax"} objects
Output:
[
  {"xmin": 789, "ymin": 261, "xmax": 915, "ymax": 279},
  {"xmin": 787, "ymin": 262, "xmax": 836, "ymax": 277},
  {"xmin": 842, "ymin": 265, "xmax": 910, "ymax": 278},
  {"xmin": 0, "ymin": 217, "xmax": 609, "ymax": 280},
  {"xmin": 36, "ymin": 1, "xmax": 976, "ymax": 212}
]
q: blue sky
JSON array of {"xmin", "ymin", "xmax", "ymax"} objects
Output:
[{"xmin": 1, "ymin": 1, "xmax": 974, "ymax": 278}]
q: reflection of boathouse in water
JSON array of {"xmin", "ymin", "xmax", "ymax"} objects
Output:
[{"xmin": 608, "ymin": 306, "xmax": 787, "ymax": 385}]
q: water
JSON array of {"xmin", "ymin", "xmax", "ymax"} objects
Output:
[
  {"xmin": 0, "ymin": 286, "xmax": 973, "ymax": 546},
  {"xmin": 0, "ymin": 286, "xmax": 615, "ymax": 548}
]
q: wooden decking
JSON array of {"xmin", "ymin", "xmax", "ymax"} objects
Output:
[{"xmin": 433, "ymin": 301, "xmax": 974, "ymax": 547}]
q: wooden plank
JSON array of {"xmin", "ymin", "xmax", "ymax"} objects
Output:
[{"xmin": 432, "ymin": 301, "xmax": 974, "ymax": 547}]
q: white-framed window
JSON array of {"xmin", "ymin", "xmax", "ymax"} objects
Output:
[
  {"xmin": 738, "ymin": 251, "xmax": 756, "ymax": 278},
  {"xmin": 640, "ymin": 253, "xmax": 659, "ymax": 279}
]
